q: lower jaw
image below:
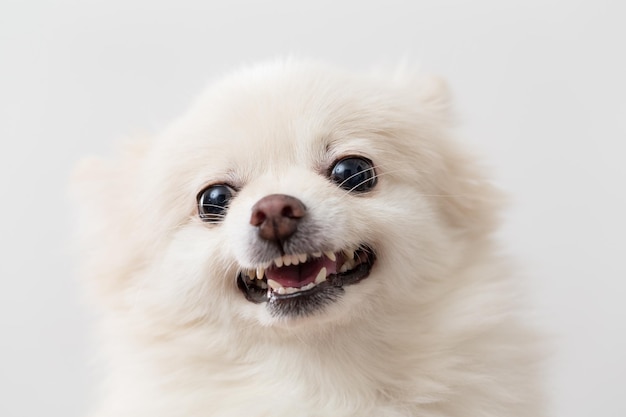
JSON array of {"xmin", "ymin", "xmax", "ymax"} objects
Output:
[
  {"xmin": 266, "ymin": 284, "xmax": 345, "ymax": 318},
  {"xmin": 237, "ymin": 253, "xmax": 375, "ymax": 317}
]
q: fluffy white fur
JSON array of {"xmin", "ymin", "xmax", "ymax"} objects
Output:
[{"xmin": 74, "ymin": 60, "xmax": 544, "ymax": 417}]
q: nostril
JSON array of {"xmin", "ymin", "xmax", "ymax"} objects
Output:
[
  {"xmin": 250, "ymin": 210, "xmax": 267, "ymax": 227},
  {"xmin": 281, "ymin": 205, "xmax": 295, "ymax": 219},
  {"xmin": 281, "ymin": 199, "xmax": 306, "ymax": 220}
]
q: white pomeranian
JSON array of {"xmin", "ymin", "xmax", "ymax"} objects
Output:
[{"xmin": 73, "ymin": 60, "xmax": 544, "ymax": 417}]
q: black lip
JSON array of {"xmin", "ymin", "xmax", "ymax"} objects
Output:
[{"xmin": 236, "ymin": 247, "xmax": 376, "ymax": 317}]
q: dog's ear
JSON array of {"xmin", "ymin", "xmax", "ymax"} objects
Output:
[
  {"xmin": 409, "ymin": 75, "xmax": 505, "ymax": 239},
  {"xmin": 433, "ymin": 141, "xmax": 507, "ymax": 239},
  {"xmin": 389, "ymin": 69, "xmax": 454, "ymax": 121},
  {"xmin": 70, "ymin": 134, "xmax": 152, "ymax": 302},
  {"xmin": 416, "ymin": 75, "xmax": 452, "ymax": 111}
]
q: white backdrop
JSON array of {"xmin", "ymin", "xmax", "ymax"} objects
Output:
[{"xmin": 1, "ymin": 1, "xmax": 624, "ymax": 416}]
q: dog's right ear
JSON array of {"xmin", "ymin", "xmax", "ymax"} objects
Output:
[
  {"xmin": 71, "ymin": 135, "xmax": 151, "ymax": 231},
  {"xmin": 70, "ymin": 134, "xmax": 152, "ymax": 302}
]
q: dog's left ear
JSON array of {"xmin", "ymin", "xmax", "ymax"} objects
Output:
[
  {"xmin": 416, "ymin": 75, "xmax": 452, "ymax": 112},
  {"xmin": 433, "ymin": 141, "xmax": 507, "ymax": 239},
  {"xmin": 411, "ymin": 74, "xmax": 506, "ymax": 239},
  {"xmin": 391, "ymin": 70, "xmax": 453, "ymax": 121}
]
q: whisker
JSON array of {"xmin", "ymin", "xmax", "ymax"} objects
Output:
[
  {"xmin": 334, "ymin": 164, "xmax": 482, "ymax": 201},
  {"xmin": 198, "ymin": 203, "xmax": 231, "ymax": 211}
]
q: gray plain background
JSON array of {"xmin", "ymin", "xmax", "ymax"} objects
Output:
[{"xmin": 1, "ymin": 1, "xmax": 624, "ymax": 416}]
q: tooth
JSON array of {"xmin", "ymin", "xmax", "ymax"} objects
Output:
[
  {"xmin": 315, "ymin": 267, "xmax": 327, "ymax": 284},
  {"xmin": 312, "ymin": 251, "xmax": 322, "ymax": 258},
  {"xmin": 284, "ymin": 287, "xmax": 298, "ymax": 295},
  {"xmin": 344, "ymin": 249, "xmax": 355, "ymax": 260},
  {"xmin": 339, "ymin": 258, "xmax": 354, "ymax": 273},
  {"xmin": 283, "ymin": 256, "xmax": 292, "ymax": 266},
  {"xmin": 256, "ymin": 267, "xmax": 265, "ymax": 280},
  {"xmin": 267, "ymin": 279, "xmax": 283, "ymax": 290},
  {"xmin": 302, "ymin": 282, "xmax": 315, "ymax": 291},
  {"xmin": 247, "ymin": 269, "xmax": 256, "ymax": 279},
  {"xmin": 298, "ymin": 253, "xmax": 307, "ymax": 263},
  {"xmin": 277, "ymin": 287, "xmax": 286, "ymax": 295},
  {"xmin": 291, "ymin": 254, "xmax": 300, "ymax": 265},
  {"xmin": 325, "ymin": 251, "xmax": 336, "ymax": 262},
  {"xmin": 274, "ymin": 257, "xmax": 283, "ymax": 267}
]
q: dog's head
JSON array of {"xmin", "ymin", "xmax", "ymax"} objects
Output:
[{"xmin": 74, "ymin": 60, "xmax": 500, "ymax": 331}]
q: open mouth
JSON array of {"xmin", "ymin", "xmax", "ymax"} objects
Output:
[{"xmin": 237, "ymin": 246, "xmax": 375, "ymax": 316}]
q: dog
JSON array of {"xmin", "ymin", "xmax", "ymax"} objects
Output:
[{"xmin": 73, "ymin": 59, "xmax": 544, "ymax": 417}]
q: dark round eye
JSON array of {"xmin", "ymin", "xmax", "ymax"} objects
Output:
[
  {"xmin": 329, "ymin": 156, "xmax": 377, "ymax": 192},
  {"xmin": 197, "ymin": 184, "xmax": 235, "ymax": 222}
]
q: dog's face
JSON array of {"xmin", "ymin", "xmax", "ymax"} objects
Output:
[{"xmin": 76, "ymin": 61, "xmax": 498, "ymax": 331}]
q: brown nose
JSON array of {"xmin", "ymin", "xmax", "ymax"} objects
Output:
[{"xmin": 250, "ymin": 194, "xmax": 306, "ymax": 242}]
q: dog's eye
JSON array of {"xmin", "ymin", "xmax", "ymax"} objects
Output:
[
  {"xmin": 197, "ymin": 184, "xmax": 235, "ymax": 222},
  {"xmin": 329, "ymin": 157, "xmax": 377, "ymax": 192}
]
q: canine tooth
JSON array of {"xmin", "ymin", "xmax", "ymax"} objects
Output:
[
  {"xmin": 314, "ymin": 267, "xmax": 327, "ymax": 284},
  {"xmin": 312, "ymin": 251, "xmax": 322, "ymax": 258},
  {"xmin": 283, "ymin": 256, "xmax": 292, "ymax": 266},
  {"xmin": 298, "ymin": 253, "xmax": 307, "ymax": 263},
  {"xmin": 257, "ymin": 267, "xmax": 265, "ymax": 280},
  {"xmin": 274, "ymin": 257, "xmax": 283, "ymax": 267},
  {"xmin": 324, "ymin": 251, "xmax": 336, "ymax": 262},
  {"xmin": 267, "ymin": 279, "xmax": 283, "ymax": 290}
]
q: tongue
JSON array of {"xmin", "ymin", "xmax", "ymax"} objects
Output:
[{"xmin": 265, "ymin": 255, "xmax": 339, "ymax": 288}]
